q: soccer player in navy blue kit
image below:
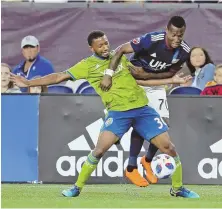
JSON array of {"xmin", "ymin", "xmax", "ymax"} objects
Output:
[{"xmin": 104, "ymin": 16, "xmax": 199, "ymax": 198}]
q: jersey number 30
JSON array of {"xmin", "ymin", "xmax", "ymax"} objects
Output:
[{"xmin": 154, "ymin": 117, "xmax": 166, "ymax": 129}]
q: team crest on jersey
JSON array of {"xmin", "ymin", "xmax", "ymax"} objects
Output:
[
  {"xmin": 105, "ymin": 118, "xmax": 113, "ymax": 127},
  {"xmin": 132, "ymin": 38, "xmax": 140, "ymax": 44}
]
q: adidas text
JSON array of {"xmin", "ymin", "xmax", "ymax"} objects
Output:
[{"xmin": 56, "ymin": 151, "xmax": 144, "ymax": 177}]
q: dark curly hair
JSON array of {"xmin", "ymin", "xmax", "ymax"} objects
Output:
[{"xmin": 186, "ymin": 47, "xmax": 214, "ymax": 75}]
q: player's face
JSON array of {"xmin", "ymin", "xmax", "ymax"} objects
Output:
[
  {"xmin": 22, "ymin": 45, "xmax": 39, "ymax": 62},
  {"xmin": 166, "ymin": 25, "xmax": 185, "ymax": 48},
  {"xmin": 214, "ymin": 68, "xmax": 222, "ymax": 84},
  {"xmin": 1, "ymin": 65, "xmax": 10, "ymax": 87},
  {"xmin": 190, "ymin": 48, "xmax": 206, "ymax": 68},
  {"xmin": 90, "ymin": 35, "xmax": 110, "ymax": 58}
]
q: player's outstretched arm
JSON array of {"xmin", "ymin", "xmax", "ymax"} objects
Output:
[
  {"xmin": 109, "ymin": 42, "xmax": 134, "ymax": 71},
  {"xmin": 10, "ymin": 71, "xmax": 71, "ymax": 88},
  {"xmin": 136, "ymin": 73, "xmax": 192, "ymax": 86},
  {"xmin": 128, "ymin": 65, "xmax": 176, "ymax": 80}
]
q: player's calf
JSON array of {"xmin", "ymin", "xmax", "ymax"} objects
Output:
[
  {"xmin": 62, "ymin": 131, "xmax": 119, "ymax": 197},
  {"xmin": 151, "ymin": 132, "xmax": 199, "ymax": 198}
]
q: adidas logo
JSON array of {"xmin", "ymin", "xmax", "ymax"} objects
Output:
[
  {"xmin": 210, "ymin": 139, "xmax": 222, "ymax": 153},
  {"xmin": 198, "ymin": 139, "xmax": 222, "ymax": 179},
  {"xmin": 56, "ymin": 114, "xmax": 146, "ymax": 178},
  {"xmin": 68, "ymin": 118, "xmax": 146, "ymax": 152},
  {"xmin": 150, "ymin": 53, "xmax": 157, "ymax": 58}
]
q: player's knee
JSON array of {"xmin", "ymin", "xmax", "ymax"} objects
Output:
[
  {"xmin": 164, "ymin": 143, "xmax": 176, "ymax": 157},
  {"xmin": 92, "ymin": 148, "xmax": 105, "ymax": 158}
]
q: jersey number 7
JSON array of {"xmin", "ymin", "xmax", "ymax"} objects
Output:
[{"xmin": 158, "ymin": 99, "xmax": 168, "ymax": 111}]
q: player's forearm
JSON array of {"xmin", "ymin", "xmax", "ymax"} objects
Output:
[
  {"xmin": 142, "ymin": 71, "xmax": 175, "ymax": 80},
  {"xmin": 109, "ymin": 49, "xmax": 123, "ymax": 71},
  {"xmin": 109, "ymin": 43, "xmax": 134, "ymax": 71},
  {"xmin": 27, "ymin": 73, "xmax": 62, "ymax": 87},
  {"xmin": 136, "ymin": 78, "xmax": 173, "ymax": 86}
]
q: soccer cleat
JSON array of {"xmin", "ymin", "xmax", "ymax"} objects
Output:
[
  {"xmin": 125, "ymin": 168, "xmax": 149, "ymax": 187},
  {"xmin": 62, "ymin": 185, "xmax": 81, "ymax": 197},
  {"xmin": 140, "ymin": 156, "xmax": 158, "ymax": 184},
  {"xmin": 170, "ymin": 187, "xmax": 200, "ymax": 198}
]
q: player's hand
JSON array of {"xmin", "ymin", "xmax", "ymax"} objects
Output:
[
  {"xmin": 10, "ymin": 73, "xmax": 29, "ymax": 87},
  {"xmin": 100, "ymin": 75, "xmax": 112, "ymax": 91},
  {"xmin": 171, "ymin": 73, "xmax": 193, "ymax": 84},
  {"xmin": 128, "ymin": 65, "xmax": 147, "ymax": 79}
]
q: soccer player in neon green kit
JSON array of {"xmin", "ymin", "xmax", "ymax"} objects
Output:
[{"xmin": 11, "ymin": 31, "xmax": 199, "ymax": 198}]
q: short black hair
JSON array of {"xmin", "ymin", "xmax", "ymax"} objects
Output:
[
  {"xmin": 87, "ymin": 30, "xmax": 105, "ymax": 46},
  {"xmin": 167, "ymin": 16, "xmax": 186, "ymax": 29},
  {"xmin": 186, "ymin": 47, "xmax": 214, "ymax": 75}
]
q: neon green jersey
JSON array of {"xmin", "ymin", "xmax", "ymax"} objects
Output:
[{"xmin": 67, "ymin": 52, "xmax": 148, "ymax": 111}]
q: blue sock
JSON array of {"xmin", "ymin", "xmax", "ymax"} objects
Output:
[
  {"xmin": 128, "ymin": 156, "xmax": 137, "ymax": 166},
  {"xmin": 127, "ymin": 129, "xmax": 144, "ymax": 171},
  {"xmin": 146, "ymin": 143, "xmax": 158, "ymax": 162}
]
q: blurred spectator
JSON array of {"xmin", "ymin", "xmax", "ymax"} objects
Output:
[
  {"xmin": 27, "ymin": 76, "xmax": 48, "ymax": 93},
  {"xmin": 13, "ymin": 35, "xmax": 55, "ymax": 92},
  {"xmin": 1, "ymin": 63, "xmax": 21, "ymax": 93},
  {"xmin": 201, "ymin": 64, "xmax": 222, "ymax": 95},
  {"xmin": 205, "ymin": 80, "xmax": 216, "ymax": 87},
  {"xmin": 29, "ymin": 0, "xmax": 69, "ymax": 2},
  {"xmin": 28, "ymin": 86, "xmax": 48, "ymax": 93},
  {"xmin": 184, "ymin": 47, "xmax": 215, "ymax": 90}
]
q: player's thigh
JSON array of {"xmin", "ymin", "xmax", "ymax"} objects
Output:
[
  {"xmin": 99, "ymin": 110, "xmax": 132, "ymax": 151},
  {"xmin": 131, "ymin": 129, "xmax": 144, "ymax": 142},
  {"xmin": 145, "ymin": 88, "xmax": 169, "ymax": 118},
  {"xmin": 133, "ymin": 106, "xmax": 169, "ymax": 143}
]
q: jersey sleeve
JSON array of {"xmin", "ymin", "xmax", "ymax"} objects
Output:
[
  {"xmin": 130, "ymin": 33, "xmax": 152, "ymax": 53},
  {"xmin": 66, "ymin": 59, "xmax": 89, "ymax": 80}
]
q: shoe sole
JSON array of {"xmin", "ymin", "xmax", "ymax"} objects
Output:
[{"xmin": 62, "ymin": 192, "xmax": 80, "ymax": 197}]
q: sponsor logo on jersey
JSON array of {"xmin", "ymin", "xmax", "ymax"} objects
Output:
[
  {"xmin": 149, "ymin": 59, "xmax": 172, "ymax": 71},
  {"xmin": 132, "ymin": 38, "xmax": 140, "ymax": 44}
]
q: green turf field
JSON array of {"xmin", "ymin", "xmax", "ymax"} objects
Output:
[{"xmin": 1, "ymin": 184, "xmax": 222, "ymax": 208}]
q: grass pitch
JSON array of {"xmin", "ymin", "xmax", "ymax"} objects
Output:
[{"xmin": 1, "ymin": 184, "xmax": 222, "ymax": 208}]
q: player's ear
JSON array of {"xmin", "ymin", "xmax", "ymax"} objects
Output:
[
  {"xmin": 89, "ymin": 46, "xmax": 95, "ymax": 53},
  {"xmin": 37, "ymin": 45, "xmax": 40, "ymax": 53}
]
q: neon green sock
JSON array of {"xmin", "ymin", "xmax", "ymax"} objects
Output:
[
  {"xmin": 171, "ymin": 155, "xmax": 183, "ymax": 190},
  {"xmin": 75, "ymin": 152, "xmax": 99, "ymax": 189}
]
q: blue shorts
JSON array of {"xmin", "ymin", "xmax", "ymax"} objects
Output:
[{"xmin": 100, "ymin": 105, "xmax": 169, "ymax": 142}]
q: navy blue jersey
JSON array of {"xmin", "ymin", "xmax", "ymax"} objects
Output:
[{"xmin": 130, "ymin": 31, "xmax": 190, "ymax": 73}]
